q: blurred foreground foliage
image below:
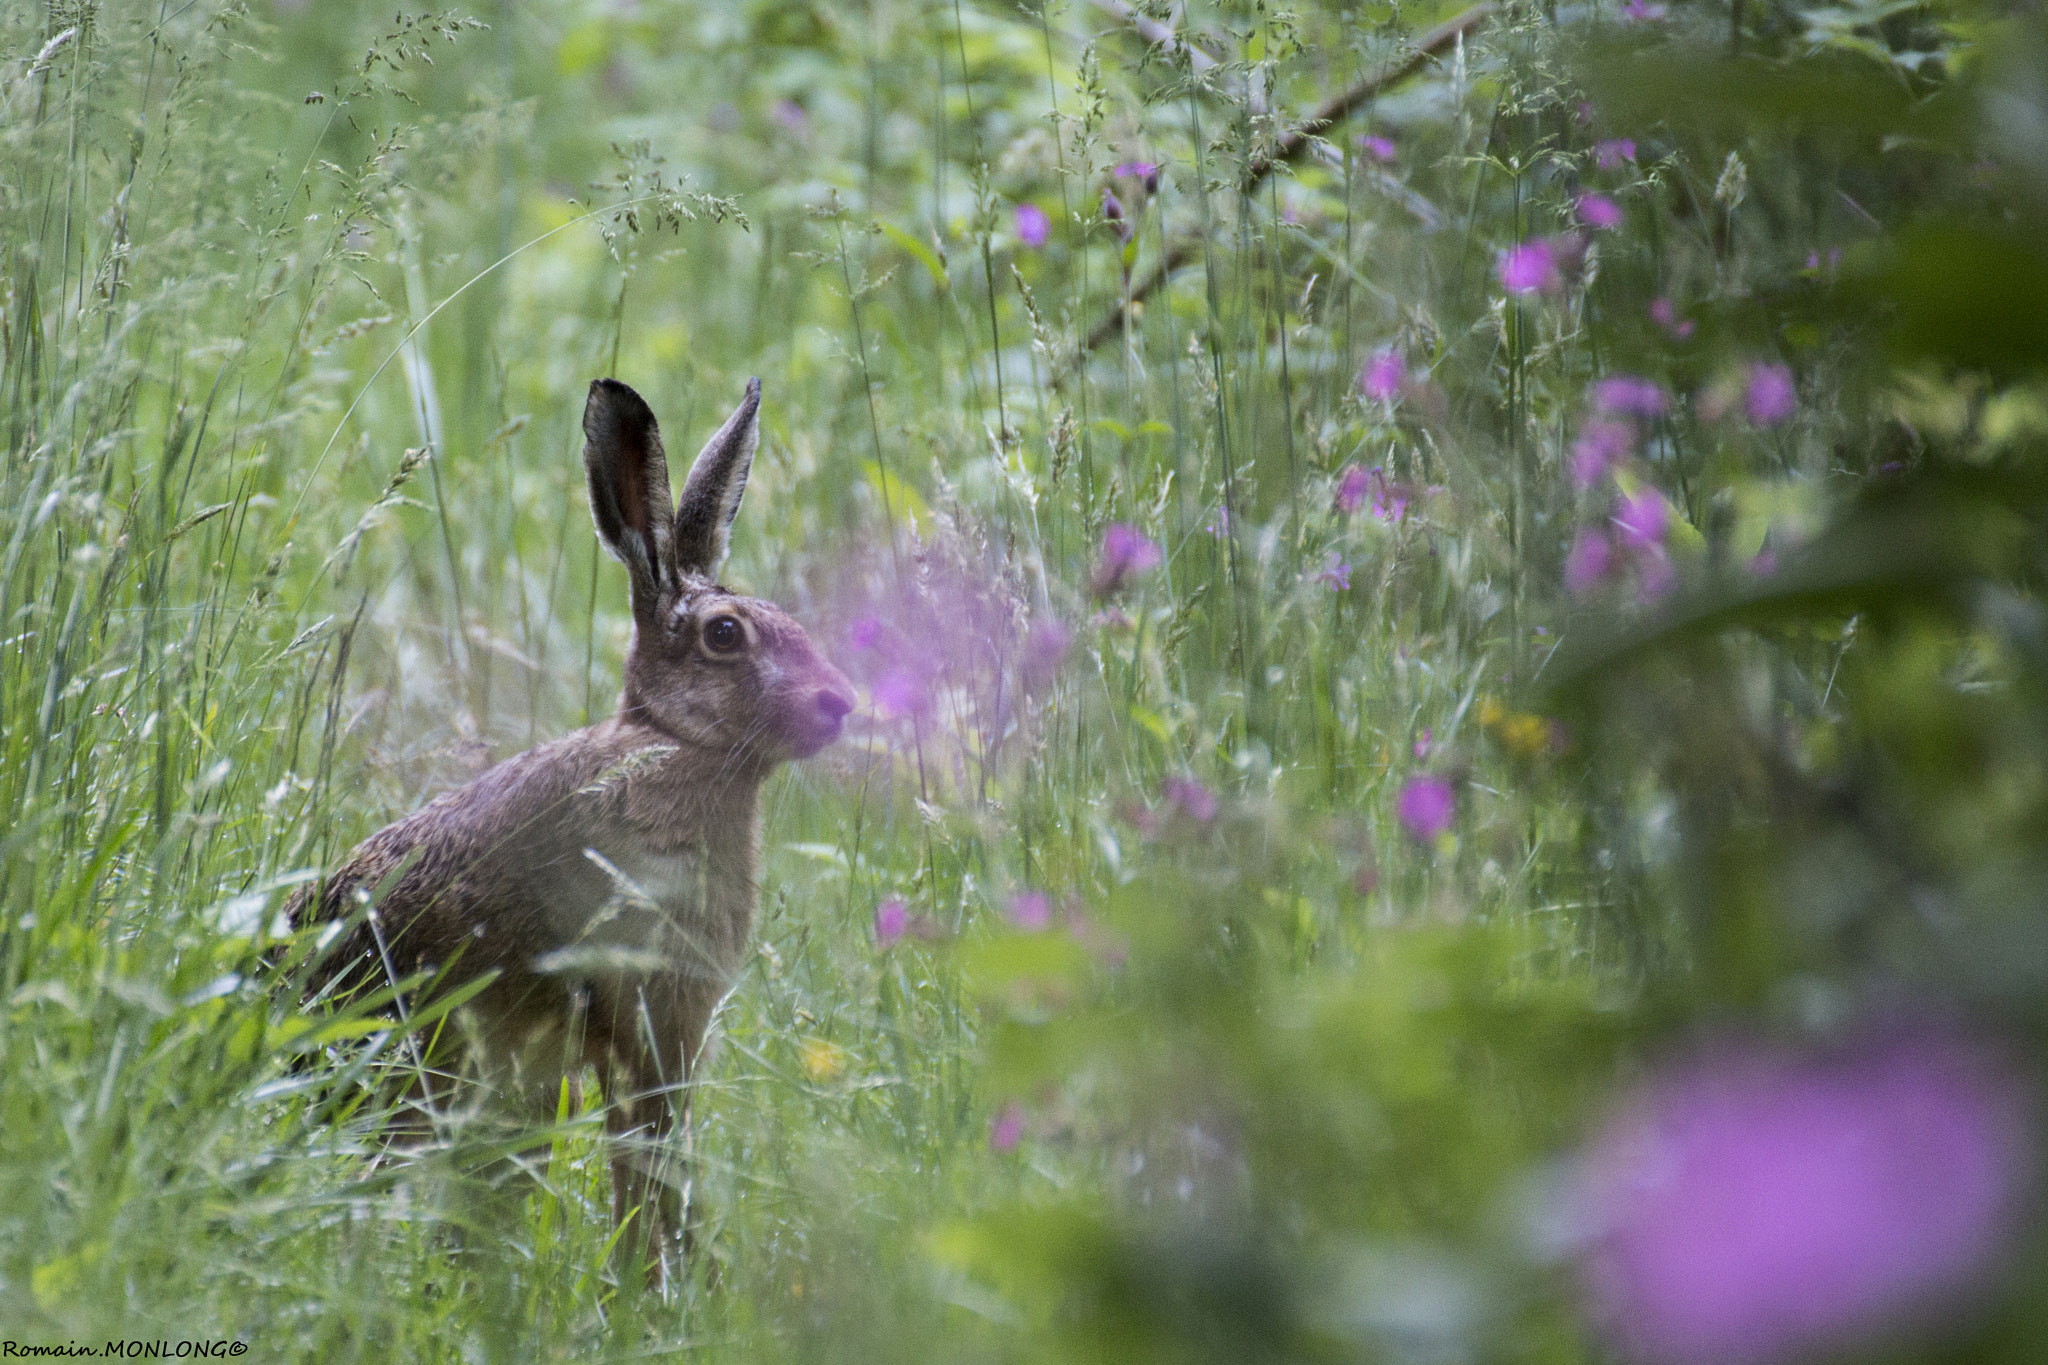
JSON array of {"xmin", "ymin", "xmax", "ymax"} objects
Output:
[{"xmin": 3, "ymin": 0, "xmax": 2048, "ymax": 1360}]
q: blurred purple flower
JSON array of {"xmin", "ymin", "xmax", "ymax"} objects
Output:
[
  {"xmin": 1577, "ymin": 193, "xmax": 1624, "ymax": 230},
  {"xmin": 1591, "ymin": 374, "xmax": 1672, "ymax": 419},
  {"xmin": 1614, "ymin": 490, "xmax": 1673, "ymax": 549},
  {"xmin": 873, "ymin": 897, "xmax": 909, "ymax": 946},
  {"xmin": 1595, "ymin": 138, "xmax": 1637, "ymax": 170},
  {"xmin": 1745, "ymin": 362, "xmax": 1797, "ymax": 427},
  {"xmin": 1370, "ymin": 469, "xmax": 1410, "ymax": 522},
  {"xmin": 1023, "ymin": 618, "xmax": 1071, "ymax": 683},
  {"xmin": 1498, "ymin": 240, "xmax": 1562, "ymax": 295},
  {"xmin": 1580, "ymin": 1029, "xmax": 2031, "ymax": 1365},
  {"xmin": 1015, "ymin": 202, "xmax": 1050, "ymax": 248},
  {"xmin": 872, "ymin": 667, "xmax": 928, "ymax": 719},
  {"xmin": 1114, "ymin": 160, "xmax": 1162, "ymax": 193},
  {"xmin": 990, "ymin": 1101, "xmax": 1026, "ymax": 1151},
  {"xmin": 1358, "ymin": 134, "xmax": 1397, "ymax": 162},
  {"xmin": 1649, "ymin": 297, "xmax": 1696, "ymax": 340},
  {"xmin": 1621, "ymin": 0, "xmax": 1669, "ymax": 20},
  {"xmin": 1102, "ymin": 187, "xmax": 1132, "ymax": 242},
  {"xmin": 1163, "ymin": 775, "xmax": 1217, "ymax": 823},
  {"xmin": 1334, "ymin": 464, "xmax": 1372, "ymax": 515},
  {"xmin": 1315, "ymin": 554, "xmax": 1353, "ymax": 592},
  {"xmin": 1572, "ymin": 419, "xmax": 1636, "ymax": 488},
  {"xmin": 1360, "ymin": 348, "xmax": 1405, "ymax": 402},
  {"xmin": 1206, "ymin": 505, "xmax": 1231, "ymax": 537},
  {"xmin": 1007, "ymin": 891, "xmax": 1052, "ymax": 931},
  {"xmin": 1395, "ymin": 774, "xmax": 1457, "ymax": 840},
  {"xmin": 1413, "ymin": 728, "xmax": 1433, "ymax": 758},
  {"xmin": 772, "ymin": 98, "xmax": 808, "ymax": 132},
  {"xmin": 1093, "ymin": 523, "xmax": 1161, "ymax": 596},
  {"xmin": 1565, "ymin": 529, "xmax": 1614, "ymax": 596},
  {"xmin": 1575, "ymin": 101, "xmax": 1597, "ymax": 126}
]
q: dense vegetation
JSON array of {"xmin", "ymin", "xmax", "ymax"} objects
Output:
[{"xmin": 5, "ymin": 0, "xmax": 2048, "ymax": 1359}]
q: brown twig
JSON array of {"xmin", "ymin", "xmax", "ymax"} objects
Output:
[{"xmin": 1072, "ymin": 3, "xmax": 1493, "ymax": 364}]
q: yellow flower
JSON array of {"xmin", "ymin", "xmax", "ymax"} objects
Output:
[{"xmin": 799, "ymin": 1036, "xmax": 849, "ymax": 1082}]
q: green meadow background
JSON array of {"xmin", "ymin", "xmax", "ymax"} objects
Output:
[{"xmin": 6, "ymin": 0, "xmax": 2048, "ymax": 1359}]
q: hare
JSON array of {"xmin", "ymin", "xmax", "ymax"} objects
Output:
[{"xmin": 291, "ymin": 377, "xmax": 855, "ymax": 1281}]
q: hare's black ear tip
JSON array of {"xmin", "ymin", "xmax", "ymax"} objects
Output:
[
  {"xmin": 743, "ymin": 376, "xmax": 762, "ymax": 402},
  {"xmin": 585, "ymin": 377, "xmax": 654, "ymax": 427}
]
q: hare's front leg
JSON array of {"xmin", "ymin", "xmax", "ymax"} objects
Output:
[{"xmin": 600, "ymin": 983, "xmax": 713, "ymax": 1288}]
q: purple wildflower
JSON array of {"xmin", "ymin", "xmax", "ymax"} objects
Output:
[
  {"xmin": 1499, "ymin": 240, "xmax": 1562, "ymax": 295},
  {"xmin": 1565, "ymin": 529, "xmax": 1614, "ymax": 596},
  {"xmin": 1576, "ymin": 193, "xmax": 1624, "ymax": 230},
  {"xmin": 1093, "ymin": 523, "xmax": 1161, "ymax": 596},
  {"xmin": 1413, "ymin": 728, "xmax": 1433, "ymax": 758},
  {"xmin": 872, "ymin": 668, "xmax": 927, "ymax": 719},
  {"xmin": 1575, "ymin": 101, "xmax": 1597, "ymax": 126},
  {"xmin": 1595, "ymin": 138, "xmax": 1637, "ymax": 171},
  {"xmin": 1023, "ymin": 618, "xmax": 1071, "ymax": 684},
  {"xmin": 990, "ymin": 1101, "xmax": 1026, "ymax": 1152},
  {"xmin": 772, "ymin": 98, "xmax": 808, "ymax": 132},
  {"xmin": 1206, "ymin": 505, "xmax": 1231, "ymax": 537},
  {"xmin": 1162, "ymin": 775, "xmax": 1218, "ymax": 823},
  {"xmin": 1007, "ymin": 891, "xmax": 1052, "ymax": 932},
  {"xmin": 1745, "ymin": 362, "xmax": 1797, "ymax": 427},
  {"xmin": 1015, "ymin": 202, "xmax": 1050, "ymax": 248},
  {"xmin": 1649, "ymin": 297, "xmax": 1696, "ymax": 340},
  {"xmin": 1571, "ymin": 418, "xmax": 1636, "ymax": 488},
  {"xmin": 1360, "ymin": 348, "xmax": 1405, "ymax": 402},
  {"xmin": 873, "ymin": 898, "xmax": 909, "ymax": 946},
  {"xmin": 1315, "ymin": 554, "xmax": 1352, "ymax": 592},
  {"xmin": 1334, "ymin": 465, "xmax": 1372, "ymax": 515},
  {"xmin": 1370, "ymin": 469, "xmax": 1410, "ymax": 522},
  {"xmin": 1591, "ymin": 375, "xmax": 1672, "ymax": 419},
  {"xmin": 1636, "ymin": 545, "xmax": 1677, "ymax": 603},
  {"xmin": 1101, "ymin": 186, "xmax": 1131, "ymax": 242},
  {"xmin": 1579, "ymin": 1029, "xmax": 2030, "ymax": 1365},
  {"xmin": 1614, "ymin": 490, "xmax": 1673, "ymax": 550},
  {"xmin": 1114, "ymin": 160, "xmax": 1161, "ymax": 194},
  {"xmin": 1358, "ymin": 134, "xmax": 1397, "ymax": 162},
  {"xmin": 1395, "ymin": 774, "xmax": 1457, "ymax": 840}
]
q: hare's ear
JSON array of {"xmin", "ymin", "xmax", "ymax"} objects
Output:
[
  {"xmin": 673, "ymin": 377, "xmax": 761, "ymax": 577},
  {"xmin": 583, "ymin": 378, "xmax": 678, "ymax": 607}
]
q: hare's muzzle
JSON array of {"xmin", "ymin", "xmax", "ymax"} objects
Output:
[{"xmin": 790, "ymin": 667, "xmax": 857, "ymax": 756}]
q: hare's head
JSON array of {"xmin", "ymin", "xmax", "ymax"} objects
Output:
[{"xmin": 583, "ymin": 377, "xmax": 855, "ymax": 764}]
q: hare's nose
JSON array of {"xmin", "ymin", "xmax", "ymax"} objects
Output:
[{"xmin": 816, "ymin": 687, "xmax": 855, "ymax": 722}]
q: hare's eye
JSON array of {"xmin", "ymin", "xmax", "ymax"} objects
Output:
[{"xmin": 702, "ymin": 615, "xmax": 746, "ymax": 656}]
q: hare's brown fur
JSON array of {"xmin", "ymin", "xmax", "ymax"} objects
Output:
[{"xmin": 290, "ymin": 378, "xmax": 853, "ymax": 1282}]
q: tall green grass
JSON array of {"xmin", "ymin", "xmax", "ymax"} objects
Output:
[{"xmin": 5, "ymin": 1, "xmax": 2047, "ymax": 1360}]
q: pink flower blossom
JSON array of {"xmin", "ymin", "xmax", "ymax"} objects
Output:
[
  {"xmin": 1007, "ymin": 891, "xmax": 1052, "ymax": 931},
  {"xmin": 1360, "ymin": 348, "xmax": 1405, "ymax": 402},
  {"xmin": 1371, "ymin": 470, "xmax": 1410, "ymax": 522},
  {"xmin": 1576, "ymin": 193, "xmax": 1624, "ymax": 229},
  {"xmin": 1014, "ymin": 202, "xmax": 1050, "ymax": 248},
  {"xmin": 1162, "ymin": 775, "xmax": 1217, "ymax": 823},
  {"xmin": 1595, "ymin": 138, "xmax": 1637, "ymax": 170},
  {"xmin": 989, "ymin": 1101, "xmax": 1026, "ymax": 1151},
  {"xmin": 1572, "ymin": 419, "xmax": 1636, "ymax": 488},
  {"xmin": 1614, "ymin": 490, "xmax": 1673, "ymax": 549},
  {"xmin": 1358, "ymin": 134, "xmax": 1397, "ymax": 162},
  {"xmin": 1023, "ymin": 618, "xmax": 1071, "ymax": 685},
  {"xmin": 772, "ymin": 99, "xmax": 809, "ymax": 132},
  {"xmin": 873, "ymin": 897, "xmax": 909, "ymax": 946},
  {"xmin": 1579, "ymin": 1029, "xmax": 2030, "ymax": 1365},
  {"xmin": 1498, "ymin": 240, "xmax": 1562, "ymax": 295},
  {"xmin": 1565, "ymin": 529, "xmax": 1614, "ymax": 596},
  {"xmin": 1334, "ymin": 464, "xmax": 1372, "ymax": 515},
  {"xmin": 1649, "ymin": 297, "xmax": 1696, "ymax": 340},
  {"xmin": 1315, "ymin": 554, "xmax": 1352, "ymax": 591},
  {"xmin": 1395, "ymin": 774, "xmax": 1457, "ymax": 840},
  {"xmin": 1093, "ymin": 523, "xmax": 1161, "ymax": 596},
  {"xmin": 1744, "ymin": 362, "xmax": 1797, "ymax": 427},
  {"xmin": 1114, "ymin": 160, "xmax": 1162, "ymax": 193},
  {"xmin": 1591, "ymin": 375, "xmax": 1672, "ymax": 419},
  {"xmin": 1413, "ymin": 728, "xmax": 1433, "ymax": 758}
]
